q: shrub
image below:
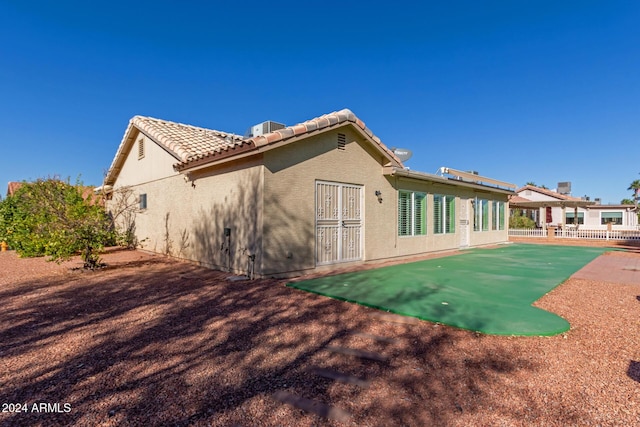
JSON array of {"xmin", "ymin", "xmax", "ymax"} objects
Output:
[
  {"xmin": 0, "ymin": 178, "xmax": 114, "ymax": 268},
  {"xmin": 509, "ymin": 209, "xmax": 536, "ymax": 229}
]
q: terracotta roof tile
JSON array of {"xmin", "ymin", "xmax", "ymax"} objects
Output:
[
  {"xmin": 242, "ymin": 108, "xmax": 401, "ymax": 164},
  {"xmin": 516, "ymin": 185, "xmax": 581, "ymax": 201},
  {"xmin": 107, "ymin": 109, "xmax": 403, "ymax": 180},
  {"xmin": 6, "ymin": 181, "xmax": 22, "ymax": 197},
  {"xmin": 132, "ymin": 116, "xmax": 245, "ymax": 163},
  {"xmin": 509, "ymin": 195, "xmax": 531, "ymax": 203}
]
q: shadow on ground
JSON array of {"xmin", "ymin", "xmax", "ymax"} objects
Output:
[
  {"xmin": 0, "ymin": 254, "xmax": 585, "ymax": 426},
  {"xmin": 628, "ymin": 361, "xmax": 640, "ymax": 383}
]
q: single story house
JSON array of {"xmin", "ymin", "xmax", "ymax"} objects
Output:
[
  {"xmin": 510, "ymin": 185, "xmax": 638, "ymax": 229},
  {"xmin": 100, "ymin": 109, "xmax": 515, "ymax": 278}
]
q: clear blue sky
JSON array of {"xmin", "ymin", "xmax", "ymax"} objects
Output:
[{"xmin": 1, "ymin": 0, "xmax": 639, "ymax": 203}]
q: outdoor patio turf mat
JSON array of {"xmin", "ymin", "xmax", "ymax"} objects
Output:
[{"xmin": 288, "ymin": 244, "xmax": 609, "ymax": 336}]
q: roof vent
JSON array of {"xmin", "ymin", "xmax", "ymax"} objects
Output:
[{"xmin": 244, "ymin": 121, "xmax": 286, "ymax": 138}]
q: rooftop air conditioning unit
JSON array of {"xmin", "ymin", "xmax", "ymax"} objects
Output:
[
  {"xmin": 557, "ymin": 181, "xmax": 571, "ymax": 195},
  {"xmin": 245, "ymin": 121, "xmax": 286, "ymax": 138}
]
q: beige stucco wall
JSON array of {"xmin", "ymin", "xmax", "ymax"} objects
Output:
[
  {"xmin": 390, "ymin": 178, "xmax": 509, "ymax": 256},
  {"xmin": 262, "ymin": 126, "xmax": 510, "ymax": 276},
  {"xmin": 115, "ymin": 132, "xmax": 181, "ymax": 185},
  {"xmin": 107, "ymin": 124, "xmax": 510, "ymax": 278},
  {"xmin": 262, "ymin": 125, "xmax": 394, "ymax": 275},
  {"xmin": 107, "ymin": 136, "xmax": 264, "ymax": 275}
]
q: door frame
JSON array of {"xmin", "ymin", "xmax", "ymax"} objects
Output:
[{"xmin": 315, "ymin": 180, "xmax": 364, "ymax": 265}]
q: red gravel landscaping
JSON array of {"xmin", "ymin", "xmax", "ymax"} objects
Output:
[{"xmin": 1, "ymin": 246, "xmax": 639, "ymax": 426}]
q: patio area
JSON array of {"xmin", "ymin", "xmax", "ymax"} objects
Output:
[{"xmin": 289, "ymin": 244, "xmax": 609, "ymax": 336}]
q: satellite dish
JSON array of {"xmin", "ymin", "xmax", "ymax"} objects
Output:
[{"xmin": 392, "ymin": 147, "xmax": 413, "ymax": 162}]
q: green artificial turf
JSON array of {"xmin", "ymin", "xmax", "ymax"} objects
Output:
[{"xmin": 288, "ymin": 244, "xmax": 609, "ymax": 336}]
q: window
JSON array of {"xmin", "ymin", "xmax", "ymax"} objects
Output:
[
  {"xmin": 139, "ymin": 193, "xmax": 147, "ymax": 210},
  {"xmin": 565, "ymin": 212, "xmax": 584, "ymax": 224},
  {"xmin": 492, "ymin": 201, "xmax": 498, "ymax": 230},
  {"xmin": 138, "ymin": 139, "xmax": 145, "ymax": 159},
  {"xmin": 474, "ymin": 198, "xmax": 489, "ymax": 231},
  {"xmin": 398, "ymin": 191, "xmax": 426, "ymax": 236},
  {"xmin": 601, "ymin": 211, "xmax": 623, "ymax": 225},
  {"xmin": 482, "ymin": 200, "xmax": 489, "ymax": 231},
  {"xmin": 434, "ymin": 194, "xmax": 456, "ymax": 234},
  {"xmin": 492, "ymin": 201, "xmax": 505, "ymax": 230}
]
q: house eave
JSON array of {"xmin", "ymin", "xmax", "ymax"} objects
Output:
[
  {"xmin": 175, "ymin": 120, "xmax": 403, "ymax": 174},
  {"xmin": 508, "ymin": 200, "xmax": 596, "ymax": 208},
  {"xmin": 386, "ymin": 167, "xmax": 516, "ymax": 195}
]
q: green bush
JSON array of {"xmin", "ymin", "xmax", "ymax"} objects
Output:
[
  {"xmin": 509, "ymin": 210, "xmax": 536, "ymax": 229},
  {"xmin": 0, "ymin": 178, "xmax": 114, "ymax": 268}
]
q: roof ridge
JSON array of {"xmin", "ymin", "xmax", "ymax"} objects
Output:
[
  {"xmin": 516, "ymin": 185, "xmax": 581, "ymax": 201},
  {"xmin": 240, "ymin": 108, "xmax": 400, "ymax": 165},
  {"xmin": 131, "ymin": 116, "xmax": 244, "ymax": 162},
  {"xmin": 133, "ymin": 115, "xmax": 243, "ymax": 139}
]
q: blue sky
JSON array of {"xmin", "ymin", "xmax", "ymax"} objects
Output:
[{"xmin": 1, "ymin": 0, "xmax": 638, "ymax": 203}]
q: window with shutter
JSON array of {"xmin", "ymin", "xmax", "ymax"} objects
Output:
[
  {"xmin": 398, "ymin": 191, "xmax": 411, "ymax": 236},
  {"xmin": 446, "ymin": 196, "xmax": 456, "ymax": 233},
  {"xmin": 414, "ymin": 193, "xmax": 426, "ymax": 235},
  {"xmin": 398, "ymin": 191, "xmax": 426, "ymax": 236},
  {"xmin": 433, "ymin": 195, "xmax": 443, "ymax": 234}
]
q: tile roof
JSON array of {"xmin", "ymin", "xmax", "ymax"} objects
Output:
[
  {"xmin": 104, "ymin": 108, "xmax": 403, "ymax": 184},
  {"xmin": 515, "ymin": 185, "xmax": 582, "ymax": 201},
  {"xmin": 509, "ymin": 195, "xmax": 531, "ymax": 203},
  {"xmin": 174, "ymin": 109, "xmax": 402, "ymax": 171},
  {"xmin": 6, "ymin": 181, "xmax": 22, "ymax": 197},
  {"xmin": 132, "ymin": 116, "xmax": 246, "ymax": 163}
]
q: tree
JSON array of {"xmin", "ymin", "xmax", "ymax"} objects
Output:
[
  {"xmin": 0, "ymin": 178, "xmax": 114, "ymax": 268},
  {"xmin": 628, "ymin": 179, "xmax": 640, "ymax": 205},
  {"xmin": 621, "ymin": 198, "xmax": 635, "ymax": 205},
  {"xmin": 526, "ymin": 182, "xmax": 548, "ymax": 189}
]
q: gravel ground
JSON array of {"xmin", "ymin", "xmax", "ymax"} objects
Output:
[{"xmin": 0, "ymin": 244, "xmax": 638, "ymax": 427}]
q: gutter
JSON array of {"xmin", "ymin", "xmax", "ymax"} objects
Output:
[{"xmin": 385, "ymin": 167, "xmax": 516, "ymax": 195}]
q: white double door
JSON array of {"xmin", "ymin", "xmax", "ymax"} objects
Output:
[{"xmin": 316, "ymin": 181, "xmax": 363, "ymax": 265}]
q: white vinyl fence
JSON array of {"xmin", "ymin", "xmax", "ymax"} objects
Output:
[{"xmin": 509, "ymin": 227, "xmax": 640, "ymax": 241}]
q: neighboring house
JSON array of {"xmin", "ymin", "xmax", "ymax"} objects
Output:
[
  {"xmin": 6, "ymin": 182, "xmax": 22, "ymax": 197},
  {"xmin": 100, "ymin": 109, "xmax": 515, "ymax": 278},
  {"xmin": 510, "ymin": 185, "xmax": 638, "ymax": 229}
]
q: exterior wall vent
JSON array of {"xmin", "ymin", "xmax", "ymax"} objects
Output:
[
  {"xmin": 138, "ymin": 138, "xmax": 145, "ymax": 159},
  {"xmin": 337, "ymin": 133, "xmax": 346, "ymax": 150},
  {"xmin": 244, "ymin": 121, "xmax": 286, "ymax": 138}
]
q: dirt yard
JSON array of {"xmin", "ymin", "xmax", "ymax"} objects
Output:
[{"xmin": 0, "ymin": 245, "xmax": 638, "ymax": 426}]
